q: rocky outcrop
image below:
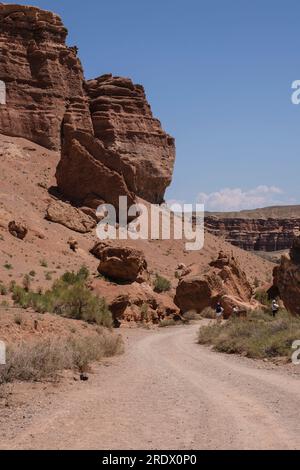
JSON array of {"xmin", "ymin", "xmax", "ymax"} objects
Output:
[
  {"xmin": 0, "ymin": 4, "xmax": 91, "ymax": 150},
  {"xmin": 85, "ymin": 75, "xmax": 175, "ymax": 203},
  {"xmin": 91, "ymin": 242, "xmax": 149, "ymax": 283},
  {"xmin": 272, "ymin": 237, "xmax": 300, "ymax": 315},
  {"xmin": 0, "ymin": 4, "xmax": 175, "ymax": 208},
  {"xmin": 175, "ymin": 251, "xmax": 253, "ymax": 317},
  {"xmin": 92, "ymin": 279, "xmax": 180, "ymax": 326},
  {"xmin": 205, "ymin": 216, "xmax": 300, "ymax": 252},
  {"xmin": 45, "ymin": 200, "xmax": 96, "ymax": 233},
  {"xmin": 8, "ymin": 220, "xmax": 28, "ymax": 240}
]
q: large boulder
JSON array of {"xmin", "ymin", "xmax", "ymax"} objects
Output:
[
  {"xmin": 92, "ymin": 279, "xmax": 180, "ymax": 326},
  {"xmin": 8, "ymin": 220, "xmax": 28, "ymax": 240},
  {"xmin": 45, "ymin": 200, "xmax": 96, "ymax": 233},
  {"xmin": 91, "ymin": 242, "xmax": 149, "ymax": 283},
  {"xmin": 175, "ymin": 251, "xmax": 253, "ymax": 317},
  {"xmin": 272, "ymin": 237, "xmax": 300, "ymax": 315}
]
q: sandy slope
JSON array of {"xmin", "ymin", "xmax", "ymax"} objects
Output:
[
  {"xmin": 0, "ymin": 133, "xmax": 273, "ymax": 295},
  {"xmin": 1, "ymin": 323, "xmax": 300, "ymax": 450}
]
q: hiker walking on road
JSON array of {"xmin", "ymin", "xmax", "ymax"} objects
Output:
[
  {"xmin": 271, "ymin": 299, "xmax": 279, "ymax": 317},
  {"xmin": 232, "ymin": 305, "xmax": 239, "ymax": 317},
  {"xmin": 215, "ymin": 302, "xmax": 224, "ymax": 321}
]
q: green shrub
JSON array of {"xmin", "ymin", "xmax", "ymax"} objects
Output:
[
  {"xmin": 12, "ymin": 267, "xmax": 113, "ymax": 328},
  {"xmin": 159, "ymin": 318, "xmax": 177, "ymax": 328},
  {"xmin": 254, "ymin": 289, "xmax": 270, "ymax": 306},
  {"xmin": 0, "ymin": 284, "xmax": 7, "ymax": 295},
  {"xmin": 22, "ymin": 274, "xmax": 31, "ymax": 292},
  {"xmin": 153, "ymin": 274, "xmax": 171, "ymax": 293},
  {"xmin": 183, "ymin": 310, "xmax": 202, "ymax": 321},
  {"xmin": 140, "ymin": 303, "xmax": 149, "ymax": 322},
  {"xmin": 200, "ymin": 307, "xmax": 216, "ymax": 319},
  {"xmin": 198, "ymin": 309, "xmax": 300, "ymax": 359}
]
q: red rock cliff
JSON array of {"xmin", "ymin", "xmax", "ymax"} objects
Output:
[
  {"xmin": 0, "ymin": 4, "xmax": 175, "ymax": 206},
  {"xmin": 0, "ymin": 4, "xmax": 92, "ymax": 150},
  {"xmin": 205, "ymin": 216, "xmax": 300, "ymax": 252},
  {"xmin": 85, "ymin": 75, "xmax": 175, "ymax": 203}
]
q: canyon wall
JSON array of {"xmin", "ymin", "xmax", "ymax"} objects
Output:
[
  {"xmin": 0, "ymin": 4, "xmax": 175, "ymax": 206},
  {"xmin": 205, "ymin": 216, "xmax": 300, "ymax": 252}
]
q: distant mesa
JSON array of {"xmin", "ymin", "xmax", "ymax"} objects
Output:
[{"xmin": 204, "ymin": 205, "xmax": 300, "ymax": 253}]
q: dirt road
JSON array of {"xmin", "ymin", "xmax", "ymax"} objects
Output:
[{"xmin": 1, "ymin": 323, "xmax": 300, "ymax": 450}]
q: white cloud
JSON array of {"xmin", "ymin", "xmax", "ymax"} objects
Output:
[{"xmin": 197, "ymin": 185, "xmax": 285, "ymax": 212}]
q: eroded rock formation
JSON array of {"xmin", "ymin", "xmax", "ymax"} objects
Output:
[
  {"xmin": 45, "ymin": 200, "xmax": 96, "ymax": 233},
  {"xmin": 92, "ymin": 279, "xmax": 180, "ymax": 326},
  {"xmin": 272, "ymin": 237, "xmax": 300, "ymax": 315},
  {"xmin": 0, "ymin": 4, "xmax": 175, "ymax": 207},
  {"xmin": 175, "ymin": 251, "xmax": 254, "ymax": 317},
  {"xmin": 0, "ymin": 4, "xmax": 91, "ymax": 150},
  {"xmin": 85, "ymin": 75, "xmax": 175, "ymax": 203},
  {"xmin": 91, "ymin": 242, "xmax": 149, "ymax": 283},
  {"xmin": 205, "ymin": 216, "xmax": 300, "ymax": 252}
]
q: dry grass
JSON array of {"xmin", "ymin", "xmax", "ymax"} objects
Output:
[
  {"xmin": 159, "ymin": 318, "xmax": 177, "ymax": 328},
  {"xmin": 182, "ymin": 310, "xmax": 203, "ymax": 321},
  {"xmin": 0, "ymin": 329, "xmax": 123, "ymax": 384},
  {"xmin": 200, "ymin": 307, "xmax": 217, "ymax": 319},
  {"xmin": 198, "ymin": 309, "xmax": 300, "ymax": 360}
]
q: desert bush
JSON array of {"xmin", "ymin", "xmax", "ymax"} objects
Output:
[
  {"xmin": 159, "ymin": 318, "xmax": 177, "ymax": 328},
  {"xmin": 14, "ymin": 313, "xmax": 23, "ymax": 326},
  {"xmin": 183, "ymin": 310, "xmax": 202, "ymax": 321},
  {"xmin": 0, "ymin": 329, "xmax": 123, "ymax": 384},
  {"xmin": 0, "ymin": 283, "xmax": 7, "ymax": 295},
  {"xmin": 154, "ymin": 274, "xmax": 171, "ymax": 293},
  {"xmin": 22, "ymin": 274, "xmax": 31, "ymax": 292},
  {"xmin": 254, "ymin": 288, "xmax": 270, "ymax": 306},
  {"xmin": 9, "ymin": 280, "xmax": 16, "ymax": 292},
  {"xmin": 12, "ymin": 268, "xmax": 113, "ymax": 328},
  {"xmin": 140, "ymin": 303, "xmax": 149, "ymax": 322},
  {"xmin": 198, "ymin": 309, "xmax": 300, "ymax": 359},
  {"xmin": 200, "ymin": 307, "xmax": 216, "ymax": 319}
]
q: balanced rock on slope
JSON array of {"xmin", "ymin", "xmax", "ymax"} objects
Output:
[
  {"xmin": 175, "ymin": 251, "xmax": 253, "ymax": 317},
  {"xmin": 45, "ymin": 200, "xmax": 96, "ymax": 233},
  {"xmin": 91, "ymin": 242, "xmax": 149, "ymax": 283},
  {"xmin": 272, "ymin": 237, "xmax": 300, "ymax": 315}
]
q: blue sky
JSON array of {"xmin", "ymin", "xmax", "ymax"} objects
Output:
[{"xmin": 13, "ymin": 0, "xmax": 300, "ymax": 210}]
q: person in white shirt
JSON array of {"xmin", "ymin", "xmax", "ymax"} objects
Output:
[{"xmin": 272, "ymin": 299, "xmax": 279, "ymax": 317}]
